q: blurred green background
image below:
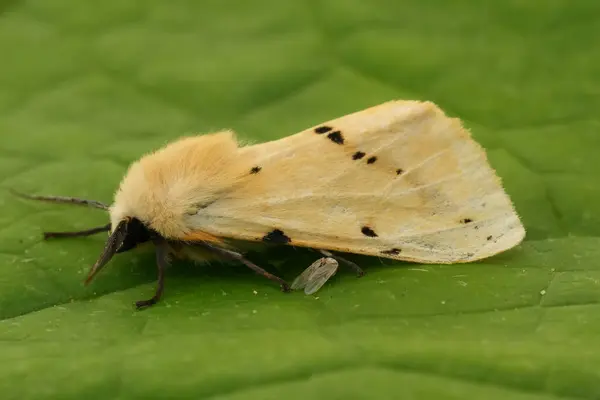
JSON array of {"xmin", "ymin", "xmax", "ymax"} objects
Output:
[{"xmin": 1, "ymin": 0, "xmax": 599, "ymax": 399}]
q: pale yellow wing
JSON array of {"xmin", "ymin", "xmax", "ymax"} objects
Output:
[{"xmin": 186, "ymin": 100, "xmax": 525, "ymax": 263}]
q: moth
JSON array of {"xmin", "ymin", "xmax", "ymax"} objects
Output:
[
  {"xmin": 14, "ymin": 100, "xmax": 525, "ymax": 308},
  {"xmin": 291, "ymin": 257, "xmax": 339, "ymax": 295}
]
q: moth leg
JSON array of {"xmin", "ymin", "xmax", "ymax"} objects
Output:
[
  {"xmin": 135, "ymin": 239, "xmax": 169, "ymax": 309},
  {"xmin": 11, "ymin": 189, "xmax": 109, "ymax": 210},
  {"xmin": 199, "ymin": 242, "xmax": 291, "ymax": 292},
  {"xmin": 317, "ymin": 249, "xmax": 365, "ymax": 277},
  {"xmin": 43, "ymin": 223, "xmax": 111, "ymax": 239}
]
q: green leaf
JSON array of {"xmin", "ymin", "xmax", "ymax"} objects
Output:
[{"xmin": 1, "ymin": 1, "xmax": 599, "ymax": 399}]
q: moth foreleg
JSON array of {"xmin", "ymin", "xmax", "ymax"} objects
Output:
[
  {"xmin": 135, "ymin": 238, "xmax": 170, "ymax": 309},
  {"xmin": 316, "ymin": 249, "xmax": 364, "ymax": 277}
]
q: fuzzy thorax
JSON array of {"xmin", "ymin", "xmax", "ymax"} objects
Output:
[{"xmin": 109, "ymin": 130, "xmax": 247, "ymax": 239}]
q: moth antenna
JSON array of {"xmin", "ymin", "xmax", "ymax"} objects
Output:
[
  {"xmin": 10, "ymin": 189, "xmax": 109, "ymax": 211},
  {"xmin": 43, "ymin": 224, "xmax": 111, "ymax": 239}
]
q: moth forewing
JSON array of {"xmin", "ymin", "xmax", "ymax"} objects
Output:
[
  {"xmin": 291, "ymin": 257, "xmax": 339, "ymax": 295},
  {"xmin": 186, "ymin": 100, "xmax": 525, "ymax": 263}
]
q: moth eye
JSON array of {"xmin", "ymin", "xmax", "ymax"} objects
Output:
[
  {"xmin": 361, "ymin": 226, "xmax": 378, "ymax": 237},
  {"xmin": 327, "ymin": 131, "xmax": 344, "ymax": 145},
  {"xmin": 314, "ymin": 126, "xmax": 332, "ymax": 134}
]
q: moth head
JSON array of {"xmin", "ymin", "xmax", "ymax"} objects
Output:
[{"xmin": 85, "ymin": 217, "xmax": 156, "ymax": 285}]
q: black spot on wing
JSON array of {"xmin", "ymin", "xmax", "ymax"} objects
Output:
[
  {"xmin": 262, "ymin": 229, "xmax": 291, "ymax": 244},
  {"xmin": 314, "ymin": 126, "xmax": 332, "ymax": 134},
  {"xmin": 352, "ymin": 151, "xmax": 365, "ymax": 160},
  {"xmin": 361, "ymin": 226, "xmax": 378, "ymax": 237},
  {"xmin": 460, "ymin": 218, "xmax": 473, "ymax": 224},
  {"xmin": 396, "ymin": 168, "xmax": 404, "ymax": 175},
  {"xmin": 381, "ymin": 248, "xmax": 401, "ymax": 255},
  {"xmin": 487, "ymin": 235, "xmax": 493, "ymax": 241},
  {"xmin": 327, "ymin": 131, "xmax": 344, "ymax": 145},
  {"xmin": 250, "ymin": 166, "xmax": 262, "ymax": 174},
  {"xmin": 367, "ymin": 156, "xmax": 377, "ymax": 164}
]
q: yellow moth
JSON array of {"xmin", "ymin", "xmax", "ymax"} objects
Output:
[{"xmin": 15, "ymin": 100, "xmax": 525, "ymax": 308}]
